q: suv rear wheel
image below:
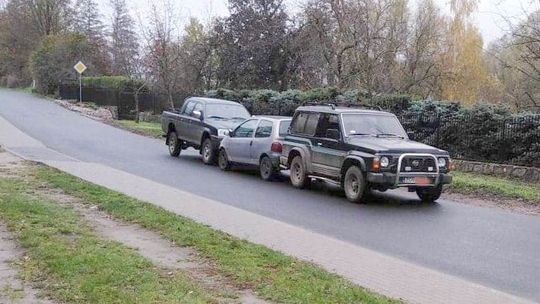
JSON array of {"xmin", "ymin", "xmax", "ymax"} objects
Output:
[
  {"xmin": 168, "ymin": 131, "xmax": 181, "ymax": 157},
  {"xmin": 290, "ymin": 156, "xmax": 310, "ymax": 188},
  {"xmin": 343, "ymin": 166, "xmax": 366, "ymax": 203},
  {"xmin": 416, "ymin": 185, "xmax": 443, "ymax": 203}
]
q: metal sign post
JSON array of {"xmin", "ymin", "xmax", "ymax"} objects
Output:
[{"xmin": 73, "ymin": 61, "xmax": 87, "ymax": 102}]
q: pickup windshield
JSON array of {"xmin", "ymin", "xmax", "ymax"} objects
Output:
[
  {"xmin": 205, "ymin": 104, "xmax": 250, "ymax": 120},
  {"xmin": 342, "ymin": 113, "xmax": 407, "ymax": 138}
]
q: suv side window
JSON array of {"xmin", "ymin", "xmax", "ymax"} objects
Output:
[
  {"xmin": 234, "ymin": 119, "xmax": 258, "ymax": 138},
  {"xmin": 315, "ymin": 113, "xmax": 341, "ymax": 138},
  {"xmin": 291, "ymin": 112, "xmax": 320, "ymax": 136},
  {"xmin": 291, "ymin": 112, "xmax": 308, "ymax": 134},
  {"xmin": 255, "ymin": 120, "xmax": 273, "ymax": 138},
  {"xmin": 304, "ymin": 113, "xmax": 320, "ymax": 136},
  {"xmin": 183, "ymin": 101, "xmax": 196, "ymax": 115}
]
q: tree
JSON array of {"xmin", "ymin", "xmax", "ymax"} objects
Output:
[
  {"xmin": 0, "ymin": 0, "xmax": 71, "ymax": 83},
  {"xmin": 438, "ymin": 0, "xmax": 489, "ymax": 104},
  {"xmin": 109, "ymin": 0, "xmax": 138, "ymax": 76},
  {"xmin": 213, "ymin": 0, "xmax": 292, "ymax": 90},
  {"xmin": 142, "ymin": 0, "xmax": 183, "ymax": 109},
  {"xmin": 30, "ymin": 33, "xmax": 92, "ymax": 94},
  {"xmin": 73, "ymin": 0, "xmax": 110, "ymax": 74}
]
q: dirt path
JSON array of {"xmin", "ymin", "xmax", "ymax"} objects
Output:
[{"xmin": 0, "ymin": 149, "xmax": 268, "ymax": 304}]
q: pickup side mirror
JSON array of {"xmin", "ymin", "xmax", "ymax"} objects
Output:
[
  {"xmin": 326, "ymin": 129, "xmax": 341, "ymax": 141},
  {"xmin": 192, "ymin": 110, "xmax": 203, "ymax": 121},
  {"xmin": 407, "ymin": 131, "xmax": 415, "ymax": 140}
]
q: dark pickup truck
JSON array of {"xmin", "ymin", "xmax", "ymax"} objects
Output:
[
  {"xmin": 161, "ymin": 97, "xmax": 251, "ymax": 164},
  {"xmin": 280, "ymin": 103, "xmax": 453, "ymax": 203}
]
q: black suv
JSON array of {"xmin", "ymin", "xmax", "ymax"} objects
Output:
[{"xmin": 280, "ymin": 104, "xmax": 453, "ymax": 203}]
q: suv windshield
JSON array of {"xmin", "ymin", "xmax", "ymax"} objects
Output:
[
  {"xmin": 205, "ymin": 104, "xmax": 250, "ymax": 120},
  {"xmin": 342, "ymin": 114, "xmax": 406, "ymax": 138}
]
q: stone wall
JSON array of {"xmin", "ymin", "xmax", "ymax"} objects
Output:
[{"xmin": 454, "ymin": 160, "xmax": 540, "ymax": 182}]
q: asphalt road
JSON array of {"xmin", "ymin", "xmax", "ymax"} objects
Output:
[{"xmin": 1, "ymin": 89, "xmax": 539, "ymax": 302}]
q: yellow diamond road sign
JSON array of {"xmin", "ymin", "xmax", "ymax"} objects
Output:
[{"xmin": 74, "ymin": 61, "xmax": 87, "ymax": 74}]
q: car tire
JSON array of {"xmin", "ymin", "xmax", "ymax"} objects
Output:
[
  {"xmin": 167, "ymin": 131, "xmax": 181, "ymax": 157},
  {"xmin": 343, "ymin": 166, "xmax": 366, "ymax": 204},
  {"xmin": 218, "ymin": 148, "xmax": 231, "ymax": 171},
  {"xmin": 290, "ymin": 156, "xmax": 310, "ymax": 188},
  {"xmin": 259, "ymin": 156, "xmax": 276, "ymax": 181},
  {"xmin": 416, "ymin": 185, "xmax": 443, "ymax": 203},
  {"xmin": 201, "ymin": 138, "xmax": 216, "ymax": 165}
]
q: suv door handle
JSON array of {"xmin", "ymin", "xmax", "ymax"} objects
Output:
[
  {"xmin": 250, "ymin": 140, "xmax": 253, "ymax": 146},
  {"xmin": 317, "ymin": 142, "xmax": 323, "ymax": 146}
]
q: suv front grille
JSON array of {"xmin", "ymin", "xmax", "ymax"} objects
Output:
[{"xmin": 400, "ymin": 156, "xmax": 437, "ymax": 173}]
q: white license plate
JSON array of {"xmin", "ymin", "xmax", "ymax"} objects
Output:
[{"xmin": 400, "ymin": 177, "xmax": 432, "ymax": 185}]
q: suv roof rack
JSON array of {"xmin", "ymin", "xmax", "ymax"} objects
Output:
[{"xmin": 302, "ymin": 102, "xmax": 383, "ymax": 111}]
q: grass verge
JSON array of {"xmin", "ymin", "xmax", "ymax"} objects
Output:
[
  {"xmin": 0, "ymin": 177, "xmax": 210, "ymax": 303},
  {"xmin": 35, "ymin": 165, "xmax": 397, "ymax": 304},
  {"xmin": 450, "ymin": 170, "xmax": 540, "ymax": 203},
  {"xmin": 114, "ymin": 120, "xmax": 162, "ymax": 138}
]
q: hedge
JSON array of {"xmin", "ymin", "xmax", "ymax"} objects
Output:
[
  {"xmin": 204, "ymin": 87, "xmax": 411, "ymax": 116},
  {"xmin": 204, "ymin": 88, "xmax": 540, "ymax": 167},
  {"xmin": 82, "ymin": 76, "xmax": 145, "ymax": 91}
]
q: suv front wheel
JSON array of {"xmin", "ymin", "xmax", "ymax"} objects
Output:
[
  {"xmin": 290, "ymin": 156, "xmax": 310, "ymax": 189},
  {"xmin": 202, "ymin": 138, "xmax": 216, "ymax": 165},
  {"xmin": 343, "ymin": 166, "xmax": 366, "ymax": 203}
]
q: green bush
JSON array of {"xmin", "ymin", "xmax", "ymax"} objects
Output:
[{"xmin": 31, "ymin": 33, "xmax": 92, "ymax": 95}]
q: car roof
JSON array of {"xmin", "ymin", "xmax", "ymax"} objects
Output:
[
  {"xmin": 296, "ymin": 105, "xmax": 394, "ymax": 115},
  {"xmin": 253, "ymin": 115, "xmax": 292, "ymax": 121},
  {"xmin": 187, "ymin": 97, "xmax": 242, "ymax": 106}
]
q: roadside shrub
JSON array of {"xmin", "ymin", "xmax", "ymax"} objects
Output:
[{"xmin": 30, "ymin": 33, "xmax": 92, "ymax": 95}]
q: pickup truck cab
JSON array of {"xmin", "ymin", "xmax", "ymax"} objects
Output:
[
  {"xmin": 280, "ymin": 103, "xmax": 453, "ymax": 203},
  {"xmin": 162, "ymin": 97, "xmax": 250, "ymax": 164}
]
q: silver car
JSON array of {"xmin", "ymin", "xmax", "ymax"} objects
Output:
[{"xmin": 218, "ymin": 116, "xmax": 292, "ymax": 180}]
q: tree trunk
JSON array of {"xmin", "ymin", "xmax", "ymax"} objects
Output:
[{"xmin": 134, "ymin": 90, "xmax": 140, "ymax": 123}]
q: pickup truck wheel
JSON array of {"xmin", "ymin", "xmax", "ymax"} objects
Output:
[
  {"xmin": 218, "ymin": 149, "xmax": 231, "ymax": 171},
  {"xmin": 167, "ymin": 131, "xmax": 181, "ymax": 157},
  {"xmin": 202, "ymin": 138, "xmax": 216, "ymax": 165},
  {"xmin": 290, "ymin": 156, "xmax": 310, "ymax": 188},
  {"xmin": 416, "ymin": 185, "xmax": 443, "ymax": 203},
  {"xmin": 344, "ymin": 166, "xmax": 366, "ymax": 204},
  {"xmin": 259, "ymin": 156, "xmax": 276, "ymax": 181}
]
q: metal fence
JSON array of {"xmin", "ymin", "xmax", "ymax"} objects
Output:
[
  {"xmin": 58, "ymin": 85, "xmax": 186, "ymax": 119},
  {"xmin": 400, "ymin": 113, "xmax": 540, "ymax": 167}
]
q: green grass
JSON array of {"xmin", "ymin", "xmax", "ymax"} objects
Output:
[
  {"xmin": 0, "ymin": 177, "xmax": 211, "ymax": 304},
  {"xmin": 115, "ymin": 120, "xmax": 162, "ymax": 138},
  {"xmin": 35, "ymin": 165, "xmax": 397, "ymax": 304},
  {"xmin": 450, "ymin": 170, "xmax": 540, "ymax": 202}
]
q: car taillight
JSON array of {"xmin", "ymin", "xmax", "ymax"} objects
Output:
[{"xmin": 271, "ymin": 142, "xmax": 283, "ymax": 153}]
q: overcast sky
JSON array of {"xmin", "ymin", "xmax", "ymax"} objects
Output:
[{"xmin": 97, "ymin": 0, "xmax": 540, "ymax": 46}]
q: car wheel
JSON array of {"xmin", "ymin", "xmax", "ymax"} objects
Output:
[
  {"xmin": 168, "ymin": 131, "xmax": 181, "ymax": 157},
  {"xmin": 290, "ymin": 156, "xmax": 310, "ymax": 188},
  {"xmin": 259, "ymin": 156, "xmax": 275, "ymax": 181},
  {"xmin": 201, "ymin": 138, "xmax": 216, "ymax": 165},
  {"xmin": 218, "ymin": 149, "xmax": 231, "ymax": 171},
  {"xmin": 343, "ymin": 166, "xmax": 366, "ymax": 203},
  {"xmin": 416, "ymin": 185, "xmax": 443, "ymax": 203}
]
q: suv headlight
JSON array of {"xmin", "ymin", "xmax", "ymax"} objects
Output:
[
  {"xmin": 218, "ymin": 129, "xmax": 229, "ymax": 137},
  {"xmin": 380, "ymin": 156, "xmax": 390, "ymax": 167},
  {"xmin": 438, "ymin": 157, "xmax": 447, "ymax": 167}
]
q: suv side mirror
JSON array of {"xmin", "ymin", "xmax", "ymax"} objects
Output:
[
  {"xmin": 326, "ymin": 129, "xmax": 341, "ymax": 141},
  {"xmin": 407, "ymin": 131, "xmax": 415, "ymax": 140},
  {"xmin": 192, "ymin": 110, "xmax": 203, "ymax": 121}
]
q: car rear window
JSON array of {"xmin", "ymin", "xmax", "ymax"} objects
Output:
[{"xmin": 279, "ymin": 120, "xmax": 292, "ymax": 136}]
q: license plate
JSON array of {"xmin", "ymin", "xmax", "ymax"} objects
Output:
[{"xmin": 400, "ymin": 177, "xmax": 431, "ymax": 185}]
